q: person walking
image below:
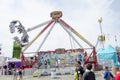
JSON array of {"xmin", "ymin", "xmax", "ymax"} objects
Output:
[
  {"xmin": 112, "ymin": 66, "xmax": 120, "ymax": 80},
  {"xmin": 101, "ymin": 66, "xmax": 114, "ymax": 80},
  {"xmin": 82, "ymin": 63, "xmax": 96, "ymax": 80}
]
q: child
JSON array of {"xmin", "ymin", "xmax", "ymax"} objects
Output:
[{"xmin": 74, "ymin": 68, "xmax": 79, "ymax": 80}]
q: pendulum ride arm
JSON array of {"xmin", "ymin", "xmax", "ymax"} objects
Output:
[
  {"xmin": 59, "ymin": 21, "xmax": 83, "ymax": 48},
  {"xmin": 37, "ymin": 22, "xmax": 56, "ymax": 52},
  {"xmin": 59, "ymin": 19, "xmax": 94, "ymax": 47},
  {"xmin": 23, "ymin": 20, "xmax": 54, "ymax": 52},
  {"xmin": 26, "ymin": 20, "xmax": 51, "ymax": 32}
]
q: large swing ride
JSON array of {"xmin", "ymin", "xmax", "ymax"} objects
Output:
[{"xmin": 9, "ymin": 11, "xmax": 98, "ymax": 69}]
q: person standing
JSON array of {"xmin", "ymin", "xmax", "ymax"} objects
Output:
[
  {"xmin": 101, "ymin": 66, "xmax": 114, "ymax": 80},
  {"xmin": 44, "ymin": 60, "xmax": 47, "ymax": 69},
  {"xmin": 3, "ymin": 65, "xmax": 7, "ymax": 75},
  {"xmin": 58, "ymin": 58, "xmax": 61, "ymax": 69},
  {"xmin": 18, "ymin": 68, "xmax": 23, "ymax": 80},
  {"xmin": 13, "ymin": 68, "xmax": 18, "ymax": 80},
  {"xmin": 82, "ymin": 63, "xmax": 96, "ymax": 80},
  {"xmin": 47, "ymin": 59, "xmax": 51, "ymax": 69},
  {"xmin": 76, "ymin": 61, "xmax": 85, "ymax": 80},
  {"xmin": 74, "ymin": 68, "xmax": 79, "ymax": 80},
  {"xmin": 41, "ymin": 57, "xmax": 44, "ymax": 68},
  {"xmin": 112, "ymin": 66, "xmax": 120, "ymax": 80}
]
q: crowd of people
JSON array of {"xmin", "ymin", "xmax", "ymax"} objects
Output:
[
  {"xmin": 74, "ymin": 61, "xmax": 120, "ymax": 80},
  {"xmin": 1, "ymin": 59, "xmax": 120, "ymax": 80},
  {"xmin": 39, "ymin": 57, "xmax": 64, "ymax": 70},
  {"xmin": 40, "ymin": 58, "xmax": 51, "ymax": 69},
  {"xmin": 1, "ymin": 63, "xmax": 23, "ymax": 80},
  {"xmin": 13, "ymin": 67, "xmax": 23, "ymax": 80}
]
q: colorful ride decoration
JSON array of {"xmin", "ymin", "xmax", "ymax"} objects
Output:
[
  {"xmin": 36, "ymin": 48, "xmax": 84, "ymax": 68},
  {"xmin": 13, "ymin": 41, "xmax": 21, "ymax": 58},
  {"xmin": 9, "ymin": 11, "xmax": 98, "ymax": 69},
  {"xmin": 9, "ymin": 20, "xmax": 29, "ymax": 47},
  {"xmin": 50, "ymin": 11, "xmax": 62, "ymax": 19},
  {"xmin": 100, "ymin": 35, "xmax": 105, "ymax": 41}
]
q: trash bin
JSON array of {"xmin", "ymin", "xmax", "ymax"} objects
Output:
[{"xmin": 51, "ymin": 69, "xmax": 56, "ymax": 79}]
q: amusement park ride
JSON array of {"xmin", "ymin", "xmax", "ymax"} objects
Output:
[{"xmin": 9, "ymin": 11, "xmax": 98, "ymax": 69}]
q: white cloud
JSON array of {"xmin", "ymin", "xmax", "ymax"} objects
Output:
[{"xmin": 0, "ymin": 0, "xmax": 120, "ymax": 57}]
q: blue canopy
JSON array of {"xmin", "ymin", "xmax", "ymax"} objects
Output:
[{"xmin": 97, "ymin": 45, "xmax": 118, "ymax": 66}]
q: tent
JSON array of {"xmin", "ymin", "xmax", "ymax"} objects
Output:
[
  {"xmin": 97, "ymin": 45, "xmax": 118, "ymax": 66},
  {"xmin": 6, "ymin": 58, "xmax": 21, "ymax": 68},
  {"xmin": 6, "ymin": 58, "xmax": 21, "ymax": 62}
]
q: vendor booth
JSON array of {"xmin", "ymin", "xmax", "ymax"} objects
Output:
[
  {"xmin": 6, "ymin": 58, "xmax": 21, "ymax": 68},
  {"xmin": 97, "ymin": 45, "xmax": 118, "ymax": 66}
]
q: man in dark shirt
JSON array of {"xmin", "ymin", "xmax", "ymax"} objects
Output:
[
  {"xmin": 77, "ymin": 61, "xmax": 84, "ymax": 80},
  {"xmin": 82, "ymin": 63, "xmax": 96, "ymax": 80}
]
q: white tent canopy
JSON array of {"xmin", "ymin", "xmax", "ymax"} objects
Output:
[{"xmin": 6, "ymin": 58, "xmax": 21, "ymax": 63}]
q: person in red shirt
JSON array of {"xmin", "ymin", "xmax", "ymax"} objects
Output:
[{"xmin": 112, "ymin": 66, "xmax": 120, "ymax": 80}]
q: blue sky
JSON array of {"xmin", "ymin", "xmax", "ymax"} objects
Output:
[{"xmin": 0, "ymin": 0, "xmax": 120, "ymax": 57}]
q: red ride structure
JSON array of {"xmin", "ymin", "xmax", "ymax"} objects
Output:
[{"xmin": 10, "ymin": 11, "xmax": 98, "ymax": 69}]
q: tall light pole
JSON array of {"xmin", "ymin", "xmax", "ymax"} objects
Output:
[
  {"xmin": 98, "ymin": 17, "xmax": 103, "ymax": 35},
  {"xmin": 98, "ymin": 17, "xmax": 105, "ymax": 48}
]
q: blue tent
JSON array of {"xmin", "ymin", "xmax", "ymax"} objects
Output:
[{"xmin": 97, "ymin": 45, "xmax": 118, "ymax": 66}]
